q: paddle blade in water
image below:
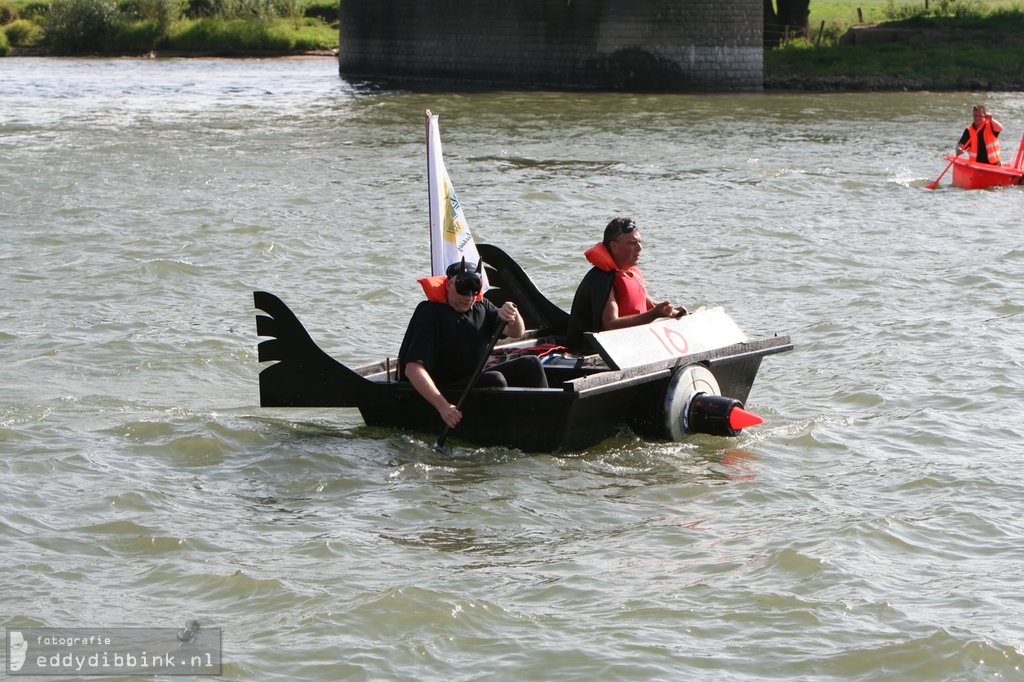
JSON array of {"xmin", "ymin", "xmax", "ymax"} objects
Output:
[{"xmin": 927, "ymin": 157, "xmax": 957, "ymax": 190}]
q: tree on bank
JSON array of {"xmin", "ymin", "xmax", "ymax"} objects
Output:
[
  {"xmin": 764, "ymin": 0, "xmax": 810, "ymax": 47},
  {"xmin": 43, "ymin": 0, "xmax": 121, "ymax": 52}
]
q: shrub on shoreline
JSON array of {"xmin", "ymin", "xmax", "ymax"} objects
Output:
[
  {"xmin": 4, "ymin": 17, "xmax": 42, "ymax": 43},
  {"xmin": 0, "ymin": 0, "xmax": 336, "ymax": 55},
  {"xmin": 43, "ymin": 0, "xmax": 119, "ymax": 52}
]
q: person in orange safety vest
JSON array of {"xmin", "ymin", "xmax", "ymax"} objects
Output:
[{"xmin": 956, "ymin": 105, "xmax": 1003, "ymax": 165}]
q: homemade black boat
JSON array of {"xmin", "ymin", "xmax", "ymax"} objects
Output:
[{"xmin": 254, "ymin": 244, "xmax": 793, "ymax": 453}]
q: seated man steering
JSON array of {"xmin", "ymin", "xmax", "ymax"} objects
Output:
[{"xmin": 566, "ymin": 217, "xmax": 686, "ymax": 351}]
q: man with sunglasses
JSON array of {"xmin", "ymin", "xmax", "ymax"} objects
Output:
[
  {"xmin": 398, "ymin": 258, "xmax": 548, "ymax": 430},
  {"xmin": 566, "ymin": 217, "xmax": 686, "ymax": 350}
]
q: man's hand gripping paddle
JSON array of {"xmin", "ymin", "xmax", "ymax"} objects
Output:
[{"xmin": 433, "ymin": 321, "xmax": 507, "ymax": 453}]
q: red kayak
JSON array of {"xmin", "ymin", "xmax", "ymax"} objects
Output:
[{"xmin": 942, "ymin": 132, "xmax": 1024, "ymax": 189}]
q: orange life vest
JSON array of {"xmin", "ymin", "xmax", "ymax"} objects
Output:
[
  {"xmin": 416, "ymin": 275, "xmax": 484, "ymax": 303},
  {"xmin": 417, "ymin": 276, "xmax": 449, "ymax": 303},
  {"xmin": 583, "ymin": 243, "xmax": 650, "ymax": 315},
  {"xmin": 967, "ymin": 121, "xmax": 1001, "ymax": 165}
]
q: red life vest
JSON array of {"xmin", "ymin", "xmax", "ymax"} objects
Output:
[
  {"xmin": 583, "ymin": 243, "xmax": 650, "ymax": 316},
  {"xmin": 613, "ymin": 269, "xmax": 649, "ymax": 316},
  {"xmin": 967, "ymin": 122, "xmax": 1001, "ymax": 165}
]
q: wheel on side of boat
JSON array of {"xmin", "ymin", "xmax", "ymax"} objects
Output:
[
  {"xmin": 664, "ymin": 364, "xmax": 719, "ymax": 440},
  {"xmin": 663, "ymin": 365, "xmax": 759, "ymax": 440}
]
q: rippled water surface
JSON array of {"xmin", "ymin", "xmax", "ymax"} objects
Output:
[{"xmin": 2, "ymin": 58, "xmax": 1024, "ymax": 680}]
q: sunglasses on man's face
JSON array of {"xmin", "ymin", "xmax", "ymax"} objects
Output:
[
  {"xmin": 614, "ymin": 222, "xmax": 637, "ymax": 239},
  {"xmin": 454, "ymin": 278, "xmax": 482, "ymax": 296}
]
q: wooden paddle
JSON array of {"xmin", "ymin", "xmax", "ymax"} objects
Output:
[
  {"xmin": 928, "ymin": 141, "xmax": 970, "ymax": 190},
  {"xmin": 434, "ymin": 320, "xmax": 507, "ymax": 452},
  {"xmin": 926, "ymin": 158, "xmax": 955, "ymax": 190}
]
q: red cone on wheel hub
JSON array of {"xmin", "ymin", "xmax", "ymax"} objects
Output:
[{"xmin": 728, "ymin": 406, "xmax": 763, "ymax": 431}]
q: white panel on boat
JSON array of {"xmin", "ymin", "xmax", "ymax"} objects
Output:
[{"xmin": 589, "ymin": 307, "xmax": 748, "ymax": 370}]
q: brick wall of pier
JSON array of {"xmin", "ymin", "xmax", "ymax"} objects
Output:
[{"xmin": 338, "ymin": 0, "xmax": 763, "ymax": 92}]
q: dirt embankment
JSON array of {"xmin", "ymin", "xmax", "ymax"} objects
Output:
[{"xmin": 763, "ymin": 73, "xmax": 1024, "ymax": 91}]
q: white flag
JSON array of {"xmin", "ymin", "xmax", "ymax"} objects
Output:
[{"xmin": 425, "ymin": 109, "xmax": 488, "ymax": 288}]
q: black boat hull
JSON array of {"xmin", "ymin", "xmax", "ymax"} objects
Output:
[
  {"xmin": 254, "ymin": 245, "xmax": 793, "ymax": 453},
  {"xmin": 356, "ymin": 377, "xmax": 630, "ymax": 453}
]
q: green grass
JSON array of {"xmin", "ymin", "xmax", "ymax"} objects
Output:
[
  {"xmin": 808, "ymin": 0, "xmax": 1023, "ymax": 28},
  {"xmin": 0, "ymin": 0, "xmax": 338, "ymax": 54},
  {"xmin": 808, "ymin": 0, "xmax": 889, "ymax": 32},
  {"xmin": 3, "ymin": 17, "xmax": 43, "ymax": 44},
  {"xmin": 789, "ymin": 0, "xmax": 1024, "ymax": 43},
  {"xmin": 3, "ymin": 0, "xmax": 53, "ymax": 22},
  {"xmin": 171, "ymin": 16, "xmax": 335, "ymax": 53},
  {"xmin": 768, "ymin": 0, "xmax": 1024, "ymax": 88}
]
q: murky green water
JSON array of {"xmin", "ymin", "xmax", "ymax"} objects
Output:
[{"xmin": 2, "ymin": 57, "xmax": 1024, "ymax": 680}]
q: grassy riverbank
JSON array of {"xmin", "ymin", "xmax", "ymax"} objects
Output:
[
  {"xmin": 3, "ymin": 0, "xmax": 1023, "ymax": 91},
  {"xmin": 0, "ymin": 0, "xmax": 337, "ymax": 56},
  {"xmin": 766, "ymin": 0, "xmax": 1024, "ymax": 90}
]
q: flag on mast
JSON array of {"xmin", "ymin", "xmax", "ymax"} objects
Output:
[{"xmin": 425, "ymin": 109, "xmax": 488, "ymax": 288}]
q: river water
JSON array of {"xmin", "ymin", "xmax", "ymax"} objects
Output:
[{"xmin": 2, "ymin": 57, "xmax": 1023, "ymax": 680}]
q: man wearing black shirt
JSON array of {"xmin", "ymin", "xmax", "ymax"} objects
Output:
[
  {"xmin": 956, "ymin": 105, "xmax": 1003, "ymax": 165},
  {"xmin": 398, "ymin": 259, "xmax": 547, "ymax": 429}
]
